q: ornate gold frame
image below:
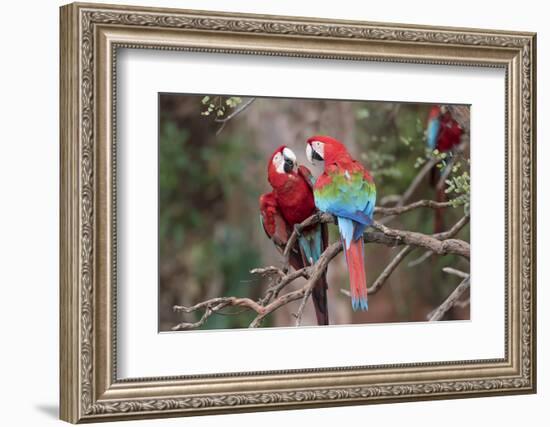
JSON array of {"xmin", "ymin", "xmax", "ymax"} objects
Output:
[{"xmin": 60, "ymin": 2, "xmax": 537, "ymax": 423}]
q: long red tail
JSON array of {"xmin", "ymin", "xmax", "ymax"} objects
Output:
[{"xmin": 344, "ymin": 239, "xmax": 368, "ymax": 311}]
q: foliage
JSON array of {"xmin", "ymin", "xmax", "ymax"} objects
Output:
[
  {"xmin": 200, "ymin": 95, "xmax": 243, "ymax": 119},
  {"xmin": 159, "ymin": 101, "xmax": 265, "ymax": 330},
  {"xmin": 446, "ymin": 165, "xmax": 471, "ymax": 215}
]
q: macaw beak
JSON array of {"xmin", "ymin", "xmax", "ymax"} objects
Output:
[
  {"xmin": 306, "ymin": 142, "xmax": 324, "ymax": 163},
  {"xmin": 282, "ymin": 147, "xmax": 297, "ymax": 173},
  {"xmin": 283, "ymin": 156, "xmax": 294, "ymax": 173}
]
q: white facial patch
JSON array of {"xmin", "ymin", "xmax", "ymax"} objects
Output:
[
  {"xmin": 272, "ymin": 152, "xmax": 285, "ymax": 174},
  {"xmin": 306, "ymin": 141, "xmax": 325, "ymax": 164},
  {"xmin": 306, "ymin": 143, "xmax": 313, "ymax": 163}
]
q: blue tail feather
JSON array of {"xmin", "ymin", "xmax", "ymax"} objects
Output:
[
  {"xmin": 338, "ymin": 217, "xmax": 355, "ymax": 250},
  {"xmin": 298, "ymin": 226, "xmax": 324, "ymax": 265},
  {"xmin": 352, "ymin": 296, "xmax": 369, "ymax": 311}
]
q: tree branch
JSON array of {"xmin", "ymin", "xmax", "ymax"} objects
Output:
[
  {"xmin": 442, "ymin": 267, "xmax": 469, "ymax": 279},
  {"xmin": 428, "ymin": 272, "xmax": 471, "ymax": 321},
  {"xmin": 407, "ymin": 250, "xmax": 433, "ymax": 267},
  {"xmin": 374, "ymin": 199, "xmax": 454, "ymax": 216},
  {"xmin": 397, "ymin": 158, "xmax": 438, "ymax": 206},
  {"xmin": 371, "ymin": 218, "xmax": 470, "ymax": 259},
  {"xmin": 294, "ymin": 289, "xmax": 313, "ymax": 326},
  {"xmin": 368, "ymin": 245, "xmax": 414, "ymax": 295},
  {"xmin": 214, "ymin": 98, "xmax": 256, "ymax": 135},
  {"xmin": 174, "ymin": 204, "xmax": 470, "ymax": 329}
]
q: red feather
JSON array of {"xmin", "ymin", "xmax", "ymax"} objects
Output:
[
  {"xmin": 259, "ymin": 192, "xmax": 303, "ymax": 271},
  {"xmin": 262, "ymin": 146, "xmax": 330, "ymax": 324},
  {"xmin": 428, "ymin": 108, "xmax": 464, "ymax": 233},
  {"xmin": 344, "ymin": 237, "xmax": 368, "ymax": 311}
]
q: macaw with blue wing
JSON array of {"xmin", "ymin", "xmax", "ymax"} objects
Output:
[
  {"xmin": 426, "ymin": 105, "xmax": 464, "ymax": 232},
  {"xmin": 259, "ymin": 146, "xmax": 330, "ymax": 325},
  {"xmin": 306, "ymin": 136, "xmax": 376, "ymax": 311}
]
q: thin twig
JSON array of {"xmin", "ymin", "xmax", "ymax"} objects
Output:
[
  {"xmin": 270, "ymin": 267, "xmax": 310, "ymax": 299},
  {"xmin": 367, "ymin": 245, "xmax": 414, "ymax": 295},
  {"xmin": 442, "ymin": 267, "xmax": 469, "ymax": 279},
  {"xmin": 398, "ymin": 158, "xmax": 438, "ymax": 206},
  {"xmin": 436, "ymin": 155, "xmax": 456, "ymax": 191},
  {"xmin": 379, "ymin": 194, "xmax": 402, "ymax": 206},
  {"xmin": 250, "ymin": 240, "xmax": 338, "ymax": 327},
  {"xmin": 428, "ymin": 276, "xmax": 471, "ymax": 321},
  {"xmin": 340, "ymin": 289, "xmax": 351, "ymax": 297},
  {"xmin": 407, "ymin": 250, "xmax": 433, "ymax": 267},
  {"xmin": 374, "ymin": 199, "xmax": 453, "ymax": 217},
  {"xmin": 215, "ymin": 98, "xmax": 256, "ymax": 135},
  {"xmin": 294, "ymin": 289, "xmax": 313, "ymax": 326},
  {"xmin": 172, "ymin": 308, "xmax": 212, "ymax": 331},
  {"xmin": 250, "ymin": 266, "xmax": 285, "ymax": 277}
]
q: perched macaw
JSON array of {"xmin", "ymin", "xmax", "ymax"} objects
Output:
[
  {"xmin": 426, "ymin": 105, "xmax": 463, "ymax": 232},
  {"xmin": 306, "ymin": 136, "xmax": 376, "ymax": 311},
  {"xmin": 259, "ymin": 146, "xmax": 330, "ymax": 325},
  {"xmin": 426, "ymin": 105, "xmax": 463, "ymax": 154}
]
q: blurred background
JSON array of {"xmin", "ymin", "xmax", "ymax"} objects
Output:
[{"xmin": 158, "ymin": 94, "xmax": 470, "ymax": 331}]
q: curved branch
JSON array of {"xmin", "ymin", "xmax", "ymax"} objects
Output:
[
  {"xmin": 173, "ymin": 296, "xmax": 264, "ymax": 331},
  {"xmin": 294, "ymin": 289, "xmax": 313, "ymax": 326},
  {"xmin": 250, "ymin": 240, "xmax": 340, "ymax": 327},
  {"xmin": 428, "ymin": 275, "xmax": 470, "ymax": 321},
  {"xmin": 397, "ymin": 158, "xmax": 438, "ymax": 206},
  {"xmin": 374, "ymin": 199, "xmax": 453, "ymax": 216},
  {"xmin": 214, "ymin": 97, "xmax": 256, "ymax": 135},
  {"xmin": 282, "ymin": 200, "xmax": 465, "ymax": 270},
  {"xmin": 372, "ymin": 219, "xmax": 470, "ymax": 259},
  {"xmin": 173, "ymin": 210, "xmax": 470, "ymax": 330},
  {"xmin": 407, "ymin": 250, "xmax": 433, "ymax": 267},
  {"xmin": 368, "ymin": 245, "xmax": 414, "ymax": 295}
]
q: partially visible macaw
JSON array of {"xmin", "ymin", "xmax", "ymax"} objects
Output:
[
  {"xmin": 427, "ymin": 105, "xmax": 463, "ymax": 155},
  {"xmin": 426, "ymin": 105, "xmax": 464, "ymax": 232},
  {"xmin": 259, "ymin": 146, "xmax": 330, "ymax": 325},
  {"xmin": 305, "ymin": 136, "xmax": 376, "ymax": 311}
]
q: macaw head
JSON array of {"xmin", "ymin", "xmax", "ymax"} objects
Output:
[
  {"xmin": 428, "ymin": 105, "xmax": 443, "ymax": 121},
  {"xmin": 267, "ymin": 145, "xmax": 297, "ymax": 187},
  {"xmin": 306, "ymin": 135, "xmax": 347, "ymax": 164}
]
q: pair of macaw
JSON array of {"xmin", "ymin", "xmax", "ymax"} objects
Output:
[
  {"xmin": 259, "ymin": 136, "xmax": 376, "ymax": 325},
  {"xmin": 426, "ymin": 105, "xmax": 464, "ymax": 232}
]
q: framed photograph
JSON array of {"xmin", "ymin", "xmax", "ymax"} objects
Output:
[{"xmin": 60, "ymin": 2, "xmax": 537, "ymax": 423}]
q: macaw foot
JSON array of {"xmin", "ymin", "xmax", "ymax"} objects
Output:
[{"xmin": 293, "ymin": 224, "xmax": 302, "ymax": 237}]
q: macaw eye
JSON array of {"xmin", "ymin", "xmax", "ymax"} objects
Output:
[
  {"xmin": 313, "ymin": 141, "xmax": 323, "ymax": 152},
  {"xmin": 313, "ymin": 141, "xmax": 325, "ymax": 159}
]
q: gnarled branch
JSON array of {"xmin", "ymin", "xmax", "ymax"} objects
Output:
[{"xmin": 174, "ymin": 209, "xmax": 470, "ymax": 329}]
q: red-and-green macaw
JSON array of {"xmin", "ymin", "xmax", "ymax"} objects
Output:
[
  {"xmin": 306, "ymin": 136, "xmax": 376, "ymax": 311},
  {"xmin": 426, "ymin": 105, "xmax": 463, "ymax": 232},
  {"xmin": 427, "ymin": 105, "xmax": 463, "ymax": 154},
  {"xmin": 259, "ymin": 146, "xmax": 330, "ymax": 325}
]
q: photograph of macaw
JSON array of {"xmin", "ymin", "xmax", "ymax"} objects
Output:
[{"xmin": 159, "ymin": 93, "xmax": 470, "ymax": 331}]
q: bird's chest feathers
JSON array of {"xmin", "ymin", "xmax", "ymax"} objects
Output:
[{"xmin": 275, "ymin": 176, "xmax": 315, "ymax": 225}]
